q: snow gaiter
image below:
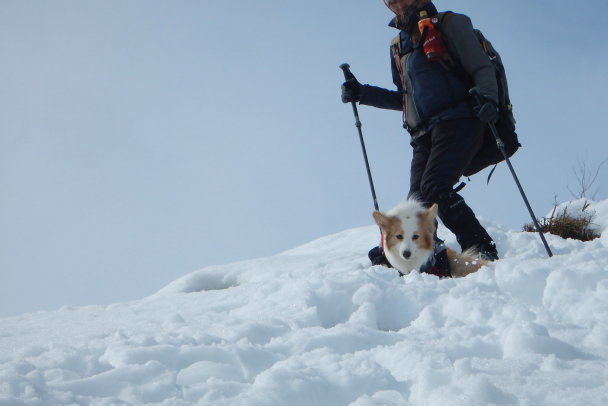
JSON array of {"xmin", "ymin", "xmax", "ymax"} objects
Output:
[{"xmin": 435, "ymin": 191, "xmax": 495, "ymax": 253}]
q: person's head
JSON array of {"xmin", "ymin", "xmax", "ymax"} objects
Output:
[{"xmin": 383, "ymin": 0, "xmax": 432, "ymax": 21}]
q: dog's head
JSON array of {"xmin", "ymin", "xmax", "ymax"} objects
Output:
[{"xmin": 372, "ymin": 200, "xmax": 438, "ymax": 274}]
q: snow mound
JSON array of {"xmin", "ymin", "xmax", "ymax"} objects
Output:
[{"xmin": 1, "ymin": 201, "xmax": 608, "ymax": 405}]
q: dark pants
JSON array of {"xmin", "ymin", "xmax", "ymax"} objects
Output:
[{"xmin": 408, "ymin": 118, "xmax": 494, "ymax": 251}]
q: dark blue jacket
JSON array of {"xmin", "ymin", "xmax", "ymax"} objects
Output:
[{"xmin": 359, "ymin": 3, "xmax": 498, "ymax": 138}]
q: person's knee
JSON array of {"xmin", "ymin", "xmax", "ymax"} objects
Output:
[{"xmin": 419, "ymin": 182, "xmax": 453, "ymax": 206}]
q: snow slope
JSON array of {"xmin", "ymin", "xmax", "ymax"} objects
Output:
[{"xmin": 2, "ymin": 200, "xmax": 608, "ymax": 406}]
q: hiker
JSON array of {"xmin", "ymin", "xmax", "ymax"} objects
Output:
[{"xmin": 341, "ymin": 0, "xmax": 500, "ymax": 268}]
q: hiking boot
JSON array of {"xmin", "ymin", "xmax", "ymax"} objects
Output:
[
  {"xmin": 477, "ymin": 242, "xmax": 499, "ymax": 261},
  {"xmin": 368, "ymin": 246, "xmax": 392, "ymax": 268}
]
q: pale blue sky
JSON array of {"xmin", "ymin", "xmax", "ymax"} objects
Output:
[{"xmin": 1, "ymin": 0, "xmax": 607, "ymax": 317}]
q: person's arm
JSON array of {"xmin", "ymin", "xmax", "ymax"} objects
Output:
[
  {"xmin": 358, "ymin": 51, "xmax": 404, "ymax": 111},
  {"xmin": 359, "ymin": 84, "xmax": 403, "ymax": 111}
]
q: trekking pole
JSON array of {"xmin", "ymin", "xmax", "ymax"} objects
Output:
[
  {"xmin": 340, "ymin": 63, "xmax": 380, "ymax": 212},
  {"xmin": 470, "ymin": 88, "xmax": 553, "ymax": 258}
]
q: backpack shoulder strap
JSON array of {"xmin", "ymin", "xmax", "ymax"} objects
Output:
[
  {"xmin": 391, "ymin": 34, "xmax": 401, "ymax": 58},
  {"xmin": 433, "ymin": 11, "xmax": 459, "ymax": 71},
  {"xmin": 436, "ymin": 11, "xmax": 454, "ymax": 28}
]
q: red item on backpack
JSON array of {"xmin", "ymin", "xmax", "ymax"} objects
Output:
[{"xmin": 418, "ymin": 12, "xmax": 445, "ymax": 62}]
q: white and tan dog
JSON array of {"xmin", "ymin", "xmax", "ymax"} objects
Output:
[{"xmin": 372, "ymin": 199, "xmax": 486, "ymax": 278}]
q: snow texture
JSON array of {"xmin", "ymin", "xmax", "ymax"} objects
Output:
[{"xmin": 1, "ymin": 199, "xmax": 608, "ymax": 406}]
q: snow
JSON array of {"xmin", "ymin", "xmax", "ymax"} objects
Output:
[{"xmin": 1, "ymin": 200, "xmax": 608, "ymax": 406}]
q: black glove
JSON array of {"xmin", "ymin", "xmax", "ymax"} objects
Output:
[
  {"xmin": 341, "ymin": 78, "xmax": 362, "ymax": 103},
  {"xmin": 474, "ymin": 100, "xmax": 499, "ymax": 124}
]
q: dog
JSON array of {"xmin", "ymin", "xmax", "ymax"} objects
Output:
[{"xmin": 372, "ymin": 199, "xmax": 486, "ymax": 278}]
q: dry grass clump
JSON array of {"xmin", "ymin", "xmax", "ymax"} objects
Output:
[{"xmin": 524, "ymin": 202, "xmax": 600, "ymax": 242}]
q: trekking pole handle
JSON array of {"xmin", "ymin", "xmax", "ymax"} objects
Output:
[
  {"xmin": 469, "ymin": 87, "xmax": 505, "ymax": 147},
  {"xmin": 340, "ymin": 63, "xmax": 356, "ymax": 81},
  {"xmin": 468, "ymin": 86, "xmax": 485, "ymax": 104},
  {"xmin": 340, "ymin": 63, "xmax": 361, "ymax": 130}
]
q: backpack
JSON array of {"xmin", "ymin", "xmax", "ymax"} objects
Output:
[{"xmin": 437, "ymin": 12, "xmax": 521, "ymax": 177}]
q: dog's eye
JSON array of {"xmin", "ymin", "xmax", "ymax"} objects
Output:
[
  {"xmin": 412, "ymin": 234, "xmax": 420, "ymax": 240},
  {"xmin": 396, "ymin": 234, "xmax": 404, "ymax": 240}
]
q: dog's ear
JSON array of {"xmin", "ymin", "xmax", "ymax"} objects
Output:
[
  {"xmin": 372, "ymin": 211, "xmax": 389, "ymax": 230},
  {"xmin": 427, "ymin": 203, "xmax": 439, "ymax": 219},
  {"xmin": 418, "ymin": 204, "xmax": 439, "ymax": 235}
]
